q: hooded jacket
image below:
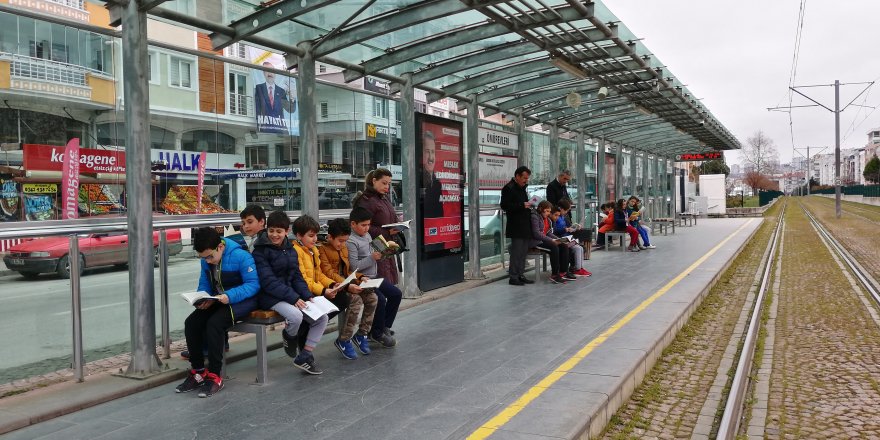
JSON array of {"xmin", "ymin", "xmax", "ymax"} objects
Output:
[
  {"xmin": 251, "ymin": 231, "xmax": 312, "ymax": 309},
  {"xmin": 293, "ymin": 239, "xmax": 336, "ymax": 296},
  {"xmin": 196, "ymin": 237, "xmax": 260, "ymax": 320}
]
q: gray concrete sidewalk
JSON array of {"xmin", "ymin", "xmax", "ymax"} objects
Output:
[{"xmin": 0, "ymin": 218, "xmax": 761, "ymax": 440}]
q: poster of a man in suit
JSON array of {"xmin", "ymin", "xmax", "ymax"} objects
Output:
[{"xmin": 250, "ymin": 51, "xmax": 299, "ymax": 135}]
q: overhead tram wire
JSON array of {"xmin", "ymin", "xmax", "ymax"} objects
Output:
[{"xmin": 786, "ymin": 0, "xmax": 807, "ymax": 154}]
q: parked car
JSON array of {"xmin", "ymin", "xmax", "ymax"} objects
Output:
[{"xmin": 3, "ymin": 230, "xmax": 183, "ymax": 279}]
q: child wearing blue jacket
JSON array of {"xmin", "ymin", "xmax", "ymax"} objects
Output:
[{"xmin": 176, "ymin": 227, "xmax": 260, "ymax": 398}]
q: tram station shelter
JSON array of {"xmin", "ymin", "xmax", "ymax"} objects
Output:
[{"xmin": 0, "ymin": 0, "xmax": 740, "ymax": 375}]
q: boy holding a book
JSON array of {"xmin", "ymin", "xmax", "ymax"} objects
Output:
[
  {"xmin": 319, "ymin": 218, "xmax": 378, "ymax": 360},
  {"xmin": 347, "ymin": 207, "xmax": 403, "ymax": 348},
  {"xmin": 176, "ymin": 227, "xmax": 260, "ymax": 397},
  {"xmin": 251, "ymin": 210, "xmax": 327, "ymax": 375}
]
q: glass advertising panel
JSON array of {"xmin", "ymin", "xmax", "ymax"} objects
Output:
[{"xmin": 416, "ymin": 113, "xmax": 463, "ymax": 254}]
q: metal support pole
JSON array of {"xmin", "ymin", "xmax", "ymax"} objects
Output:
[
  {"xmin": 400, "ymin": 73, "xmax": 421, "ymax": 298},
  {"xmin": 597, "ymin": 138, "xmax": 606, "ymax": 202},
  {"xmin": 122, "ymin": 0, "xmax": 159, "ymax": 376},
  {"xmin": 549, "ymin": 122, "xmax": 559, "ymax": 179},
  {"xmin": 69, "ymin": 235, "xmax": 84, "ymax": 382},
  {"xmin": 297, "ymin": 42, "xmax": 319, "ymax": 219},
  {"xmin": 516, "ymin": 111, "xmax": 527, "ymax": 166},
  {"xmin": 615, "ymin": 144, "xmax": 623, "ymax": 201},
  {"xmin": 159, "ymin": 230, "xmax": 170, "ymax": 359},
  {"xmin": 575, "ymin": 131, "xmax": 586, "ymax": 225},
  {"xmin": 630, "ymin": 147, "xmax": 637, "ymax": 197},
  {"xmin": 806, "ymin": 146, "xmax": 811, "ymax": 196},
  {"xmin": 466, "ymin": 95, "xmax": 484, "ymax": 280},
  {"xmin": 834, "ymin": 79, "xmax": 841, "ymax": 218}
]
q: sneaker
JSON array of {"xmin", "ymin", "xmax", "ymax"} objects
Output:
[
  {"xmin": 518, "ymin": 276, "xmax": 535, "ymax": 284},
  {"xmin": 645, "ymin": 245, "xmax": 656, "ymax": 249},
  {"xmin": 628, "ymin": 246, "xmax": 640, "ymax": 252},
  {"xmin": 550, "ymin": 274, "xmax": 566, "ymax": 284},
  {"xmin": 282, "ymin": 332, "xmax": 298, "ymax": 358},
  {"xmin": 575, "ymin": 268, "xmax": 592, "ymax": 277},
  {"xmin": 175, "ymin": 369, "xmax": 205, "ymax": 393},
  {"xmin": 334, "ymin": 338, "xmax": 358, "ymax": 360},
  {"xmin": 353, "ymin": 334, "xmax": 371, "ymax": 355},
  {"xmin": 369, "ymin": 332, "xmax": 397, "ymax": 348},
  {"xmin": 197, "ymin": 372, "xmax": 223, "ymax": 398},
  {"xmin": 638, "ymin": 245, "xmax": 647, "ymax": 250},
  {"xmin": 563, "ymin": 272, "xmax": 578, "ymax": 280},
  {"xmin": 180, "ymin": 350, "xmax": 190, "ymax": 360},
  {"xmin": 293, "ymin": 352, "xmax": 323, "ymax": 375}
]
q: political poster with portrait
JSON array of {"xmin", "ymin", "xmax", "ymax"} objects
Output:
[
  {"xmin": 248, "ymin": 47, "xmax": 299, "ymax": 135},
  {"xmin": 415, "ymin": 113, "xmax": 464, "ymax": 291}
]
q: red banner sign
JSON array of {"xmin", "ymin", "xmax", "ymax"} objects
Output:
[
  {"xmin": 675, "ymin": 152, "xmax": 723, "ymax": 161},
  {"xmin": 197, "ymin": 151, "xmax": 206, "ymax": 214},
  {"xmin": 24, "ymin": 144, "xmax": 125, "ymax": 174},
  {"xmin": 60, "ymin": 139, "xmax": 80, "ymax": 220}
]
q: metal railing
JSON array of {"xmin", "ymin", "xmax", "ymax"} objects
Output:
[
  {"xmin": 228, "ymin": 92, "xmax": 254, "ymax": 117},
  {"xmin": 9, "ymin": 54, "xmax": 94, "ymax": 87},
  {"xmin": 0, "ymin": 209, "xmax": 507, "ymax": 382},
  {"xmin": 47, "ymin": 0, "xmax": 86, "ymax": 10}
]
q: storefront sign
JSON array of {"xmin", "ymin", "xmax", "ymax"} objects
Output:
[
  {"xmin": 60, "ymin": 138, "xmax": 80, "ymax": 220},
  {"xmin": 197, "ymin": 151, "xmax": 207, "ymax": 213},
  {"xmin": 478, "ymin": 153, "xmax": 518, "ymax": 189},
  {"xmin": 478, "ymin": 127, "xmax": 518, "ymax": 150},
  {"xmin": 23, "ymin": 183, "xmax": 58, "ymax": 194},
  {"xmin": 376, "ymin": 164, "xmax": 402, "ymax": 180},
  {"xmin": 365, "ymin": 123, "xmax": 399, "ymax": 139},
  {"xmin": 25, "ymin": 194, "xmax": 54, "ymax": 221},
  {"xmin": 220, "ymin": 168, "xmax": 300, "ymax": 180},
  {"xmin": 429, "ymin": 98, "xmax": 449, "ymax": 112},
  {"xmin": 151, "ymin": 149, "xmax": 245, "ymax": 173},
  {"xmin": 318, "ymin": 162, "xmax": 350, "ymax": 173},
  {"xmin": 24, "ymin": 143, "xmax": 125, "ymax": 174},
  {"xmin": 363, "ymin": 77, "xmax": 391, "ymax": 94},
  {"xmin": 675, "ymin": 152, "xmax": 723, "ymax": 161}
]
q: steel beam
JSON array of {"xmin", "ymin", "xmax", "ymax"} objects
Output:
[
  {"xmin": 400, "ymin": 73, "xmax": 421, "ymax": 298},
  {"xmin": 297, "ymin": 42, "xmax": 319, "ymax": 219},
  {"xmin": 517, "ymin": 110, "xmax": 528, "ymax": 165},
  {"xmin": 481, "ymin": 82, "xmax": 603, "ymax": 116},
  {"xmin": 575, "ymin": 131, "xmax": 586, "ymax": 224},
  {"xmin": 121, "ymin": 0, "xmax": 160, "ymax": 377},
  {"xmin": 549, "ymin": 122, "xmax": 559, "ymax": 177},
  {"xmin": 137, "ymin": 0, "xmax": 170, "ymax": 11},
  {"xmin": 465, "ymin": 95, "xmax": 484, "ymax": 280},
  {"xmin": 210, "ymin": 0, "xmax": 341, "ymax": 50},
  {"xmin": 428, "ymin": 58, "xmax": 554, "ymax": 102},
  {"xmin": 597, "ymin": 138, "xmax": 606, "ymax": 201}
]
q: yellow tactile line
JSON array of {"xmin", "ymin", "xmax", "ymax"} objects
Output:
[{"xmin": 468, "ymin": 219, "xmax": 757, "ymax": 440}]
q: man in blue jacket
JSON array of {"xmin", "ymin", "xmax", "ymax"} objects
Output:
[{"xmin": 175, "ymin": 227, "xmax": 260, "ymax": 397}]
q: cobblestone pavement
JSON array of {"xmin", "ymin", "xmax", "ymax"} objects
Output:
[
  {"xmin": 763, "ymin": 200, "xmax": 880, "ymax": 438},
  {"xmin": 599, "ymin": 206, "xmax": 780, "ymax": 439}
]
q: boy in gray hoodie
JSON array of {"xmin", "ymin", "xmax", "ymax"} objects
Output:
[{"xmin": 346, "ymin": 207, "xmax": 402, "ymax": 348}]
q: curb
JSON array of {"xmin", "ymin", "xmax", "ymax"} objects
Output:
[{"xmin": 0, "ymin": 265, "xmax": 510, "ymax": 436}]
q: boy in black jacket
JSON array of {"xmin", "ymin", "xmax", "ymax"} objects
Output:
[{"xmin": 251, "ymin": 210, "xmax": 328, "ymax": 375}]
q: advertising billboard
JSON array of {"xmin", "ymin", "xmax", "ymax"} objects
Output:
[{"xmin": 248, "ymin": 47, "xmax": 299, "ymax": 136}]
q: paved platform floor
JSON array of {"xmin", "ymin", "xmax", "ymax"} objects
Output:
[{"xmin": 1, "ymin": 218, "xmax": 761, "ymax": 440}]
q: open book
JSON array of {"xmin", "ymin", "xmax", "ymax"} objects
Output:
[
  {"xmin": 180, "ymin": 291, "xmax": 215, "ymax": 306},
  {"xmin": 528, "ymin": 195, "xmax": 542, "ymax": 207},
  {"xmin": 359, "ymin": 278, "xmax": 384, "ymax": 290},
  {"xmin": 301, "ymin": 296, "xmax": 340, "ymax": 322},
  {"xmin": 370, "ymin": 235, "xmax": 400, "ymax": 256},
  {"xmin": 556, "ymin": 235, "xmax": 575, "ymax": 244},
  {"xmin": 381, "ymin": 219, "xmax": 412, "ymax": 232}
]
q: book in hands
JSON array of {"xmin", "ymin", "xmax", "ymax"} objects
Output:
[
  {"xmin": 556, "ymin": 235, "xmax": 575, "ymax": 244},
  {"xmin": 180, "ymin": 291, "xmax": 216, "ymax": 306},
  {"xmin": 528, "ymin": 195, "xmax": 542, "ymax": 206},
  {"xmin": 300, "ymin": 296, "xmax": 340, "ymax": 322},
  {"xmin": 359, "ymin": 278, "xmax": 384, "ymax": 290},
  {"xmin": 370, "ymin": 235, "xmax": 400, "ymax": 258},
  {"xmin": 381, "ymin": 219, "xmax": 412, "ymax": 232}
]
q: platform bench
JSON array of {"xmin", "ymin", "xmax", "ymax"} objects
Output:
[
  {"xmin": 605, "ymin": 231, "xmax": 627, "ymax": 251},
  {"xmin": 226, "ymin": 309, "xmax": 285, "ymax": 385},
  {"xmin": 651, "ymin": 218, "xmax": 675, "ymax": 235},
  {"xmin": 527, "ymin": 248, "xmax": 550, "ymax": 284}
]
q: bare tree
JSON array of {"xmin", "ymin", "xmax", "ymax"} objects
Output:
[
  {"xmin": 744, "ymin": 171, "xmax": 765, "ymax": 194},
  {"xmin": 742, "ymin": 131, "xmax": 780, "ymax": 175}
]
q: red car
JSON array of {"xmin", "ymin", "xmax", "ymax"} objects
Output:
[{"xmin": 3, "ymin": 230, "xmax": 183, "ymax": 279}]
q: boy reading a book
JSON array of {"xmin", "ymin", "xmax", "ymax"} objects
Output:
[
  {"xmin": 347, "ymin": 207, "xmax": 403, "ymax": 348},
  {"xmin": 175, "ymin": 227, "xmax": 260, "ymax": 397},
  {"xmin": 319, "ymin": 218, "xmax": 378, "ymax": 360},
  {"xmin": 251, "ymin": 210, "xmax": 326, "ymax": 375}
]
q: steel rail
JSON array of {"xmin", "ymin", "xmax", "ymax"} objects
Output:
[
  {"xmin": 716, "ymin": 201, "xmax": 786, "ymax": 439},
  {"xmin": 799, "ymin": 201, "xmax": 880, "ymax": 305}
]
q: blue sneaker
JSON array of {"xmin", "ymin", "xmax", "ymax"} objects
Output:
[
  {"xmin": 334, "ymin": 338, "xmax": 358, "ymax": 360},
  {"xmin": 353, "ymin": 334, "xmax": 371, "ymax": 355}
]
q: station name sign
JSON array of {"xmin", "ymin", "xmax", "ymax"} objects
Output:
[{"xmin": 675, "ymin": 152, "xmax": 723, "ymax": 161}]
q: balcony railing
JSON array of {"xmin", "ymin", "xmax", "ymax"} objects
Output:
[
  {"xmin": 229, "ymin": 92, "xmax": 254, "ymax": 117},
  {"xmin": 46, "ymin": 0, "xmax": 86, "ymax": 10},
  {"xmin": 9, "ymin": 54, "xmax": 90, "ymax": 87}
]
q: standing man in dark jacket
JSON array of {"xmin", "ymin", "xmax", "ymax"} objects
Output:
[
  {"xmin": 500, "ymin": 166, "xmax": 535, "ymax": 286},
  {"xmin": 546, "ymin": 170, "xmax": 572, "ymax": 208}
]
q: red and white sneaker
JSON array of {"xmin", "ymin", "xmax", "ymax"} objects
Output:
[{"xmin": 575, "ymin": 268, "xmax": 592, "ymax": 277}]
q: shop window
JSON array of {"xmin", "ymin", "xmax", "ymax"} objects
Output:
[
  {"xmin": 181, "ymin": 130, "xmax": 236, "ymax": 155},
  {"xmin": 169, "ymin": 56, "xmax": 193, "ymax": 89}
]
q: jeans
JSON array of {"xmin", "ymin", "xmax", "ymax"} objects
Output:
[
  {"xmin": 184, "ymin": 303, "xmax": 234, "ymax": 375},
  {"xmin": 567, "ymin": 242, "xmax": 584, "ymax": 270},
  {"xmin": 273, "ymin": 301, "xmax": 328, "ymax": 349},
  {"xmin": 370, "ymin": 279, "xmax": 402, "ymax": 338},
  {"xmin": 635, "ymin": 224, "xmax": 650, "ymax": 246}
]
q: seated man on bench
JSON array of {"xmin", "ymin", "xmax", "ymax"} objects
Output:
[{"xmin": 176, "ymin": 227, "xmax": 260, "ymax": 398}]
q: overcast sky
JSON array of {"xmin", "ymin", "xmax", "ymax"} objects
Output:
[{"xmin": 605, "ymin": 0, "xmax": 880, "ymax": 166}]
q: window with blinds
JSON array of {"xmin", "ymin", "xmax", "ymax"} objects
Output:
[{"xmin": 169, "ymin": 56, "xmax": 192, "ymax": 89}]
